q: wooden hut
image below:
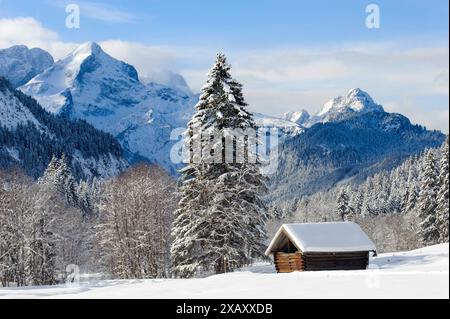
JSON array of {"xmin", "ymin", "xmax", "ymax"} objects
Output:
[{"xmin": 265, "ymin": 222, "xmax": 377, "ymax": 273}]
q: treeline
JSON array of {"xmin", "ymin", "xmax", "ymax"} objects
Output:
[
  {"xmin": 0, "ymin": 162, "xmax": 176, "ymax": 286},
  {"xmin": 0, "ymin": 168, "xmax": 86, "ymax": 286}
]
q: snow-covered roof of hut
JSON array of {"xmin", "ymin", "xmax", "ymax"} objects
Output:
[{"xmin": 265, "ymin": 222, "xmax": 376, "ymax": 256}]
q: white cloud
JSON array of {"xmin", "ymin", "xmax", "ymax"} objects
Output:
[
  {"xmin": 0, "ymin": 17, "xmax": 78, "ymax": 59},
  {"xmin": 0, "ymin": 17, "xmax": 58, "ymax": 48},
  {"xmin": 99, "ymin": 40, "xmax": 177, "ymax": 78}
]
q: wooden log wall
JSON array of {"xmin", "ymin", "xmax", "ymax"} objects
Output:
[
  {"xmin": 303, "ymin": 251, "xmax": 369, "ymax": 271},
  {"xmin": 274, "ymin": 251, "xmax": 370, "ymax": 273}
]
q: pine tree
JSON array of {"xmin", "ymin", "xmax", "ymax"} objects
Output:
[
  {"xmin": 353, "ymin": 192, "xmax": 364, "ymax": 216},
  {"xmin": 57, "ymin": 154, "xmax": 77, "ymax": 206},
  {"xmin": 404, "ymin": 182, "xmax": 419, "ymax": 214},
  {"xmin": 436, "ymin": 138, "xmax": 449, "ymax": 242},
  {"xmin": 337, "ymin": 187, "xmax": 352, "ymax": 221},
  {"xmin": 417, "ymin": 150, "xmax": 440, "ymax": 246},
  {"xmin": 40, "ymin": 154, "xmax": 77, "ymax": 206},
  {"xmin": 402, "ymin": 163, "xmax": 419, "ymax": 214},
  {"xmin": 171, "ymin": 53, "xmax": 268, "ymax": 278},
  {"xmin": 76, "ymin": 181, "xmax": 92, "ymax": 216}
]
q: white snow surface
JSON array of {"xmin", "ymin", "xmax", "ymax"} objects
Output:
[
  {"xmin": 266, "ymin": 222, "xmax": 377, "ymax": 255},
  {"xmin": 0, "ymin": 244, "xmax": 447, "ymax": 299}
]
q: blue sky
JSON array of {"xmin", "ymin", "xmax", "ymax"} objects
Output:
[
  {"xmin": 1, "ymin": 0, "xmax": 448, "ymax": 48},
  {"xmin": 0, "ymin": 0, "xmax": 448, "ymax": 131}
]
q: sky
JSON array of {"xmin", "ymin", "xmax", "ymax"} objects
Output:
[{"xmin": 0, "ymin": 0, "xmax": 448, "ymax": 132}]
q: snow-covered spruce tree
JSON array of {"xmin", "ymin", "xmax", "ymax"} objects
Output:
[
  {"xmin": 336, "ymin": 187, "xmax": 352, "ymax": 221},
  {"xmin": 416, "ymin": 150, "xmax": 440, "ymax": 246},
  {"xmin": 402, "ymin": 162, "xmax": 419, "ymax": 215},
  {"xmin": 76, "ymin": 180, "xmax": 93, "ymax": 216},
  {"xmin": 350, "ymin": 191, "xmax": 364, "ymax": 216},
  {"xmin": 40, "ymin": 154, "xmax": 77, "ymax": 206},
  {"xmin": 171, "ymin": 53, "xmax": 268, "ymax": 277},
  {"xmin": 436, "ymin": 138, "xmax": 449, "ymax": 242}
]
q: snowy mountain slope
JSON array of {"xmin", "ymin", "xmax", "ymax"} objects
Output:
[
  {"xmin": 0, "ymin": 81, "xmax": 43, "ymax": 130},
  {"xmin": 0, "ymin": 77, "xmax": 127, "ymax": 179},
  {"xmin": 282, "ymin": 110, "xmax": 311, "ymax": 126},
  {"xmin": 254, "ymin": 112, "xmax": 304, "ymax": 137},
  {"xmin": 141, "ymin": 70, "xmax": 193, "ymax": 95},
  {"xmin": 120, "ymin": 81, "xmax": 197, "ymax": 173},
  {"xmin": 20, "ymin": 42, "xmax": 197, "ymax": 174},
  {"xmin": 0, "ymin": 45, "xmax": 54, "ymax": 88},
  {"xmin": 0, "ymin": 243, "xmax": 447, "ymax": 299}
]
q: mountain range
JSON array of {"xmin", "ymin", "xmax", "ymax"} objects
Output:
[
  {"xmin": 0, "ymin": 42, "xmax": 446, "ymax": 197},
  {"xmin": 18, "ymin": 42, "xmax": 196, "ymax": 175}
]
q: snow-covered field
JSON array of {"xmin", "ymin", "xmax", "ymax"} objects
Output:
[{"xmin": 1, "ymin": 244, "xmax": 448, "ymax": 299}]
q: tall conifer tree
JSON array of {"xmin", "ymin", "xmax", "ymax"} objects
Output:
[{"xmin": 171, "ymin": 54, "xmax": 268, "ymax": 277}]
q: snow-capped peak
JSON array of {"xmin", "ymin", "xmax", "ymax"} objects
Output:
[
  {"xmin": 318, "ymin": 88, "xmax": 384, "ymax": 117},
  {"xmin": 64, "ymin": 41, "xmax": 105, "ymax": 68},
  {"xmin": 283, "ymin": 89, "xmax": 386, "ymax": 128},
  {"xmin": 0, "ymin": 45, "xmax": 54, "ymax": 88},
  {"xmin": 72, "ymin": 41, "xmax": 103, "ymax": 56},
  {"xmin": 282, "ymin": 110, "xmax": 310, "ymax": 126},
  {"xmin": 20, "ymin": 41, "xmax": 141, "ymax": 114}
]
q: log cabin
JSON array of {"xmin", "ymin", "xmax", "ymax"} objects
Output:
[{"xmin": 265, "ymin": 222, "xmax": 377, "ymax": 273}]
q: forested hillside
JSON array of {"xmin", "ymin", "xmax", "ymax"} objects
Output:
[
  {"xmin": 0, "ymin": 77, "xmax": 127, "ymax": 179},
  {"xmin": 270, "ymin": 111, "xmax": 445, "ymax": 204}
]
